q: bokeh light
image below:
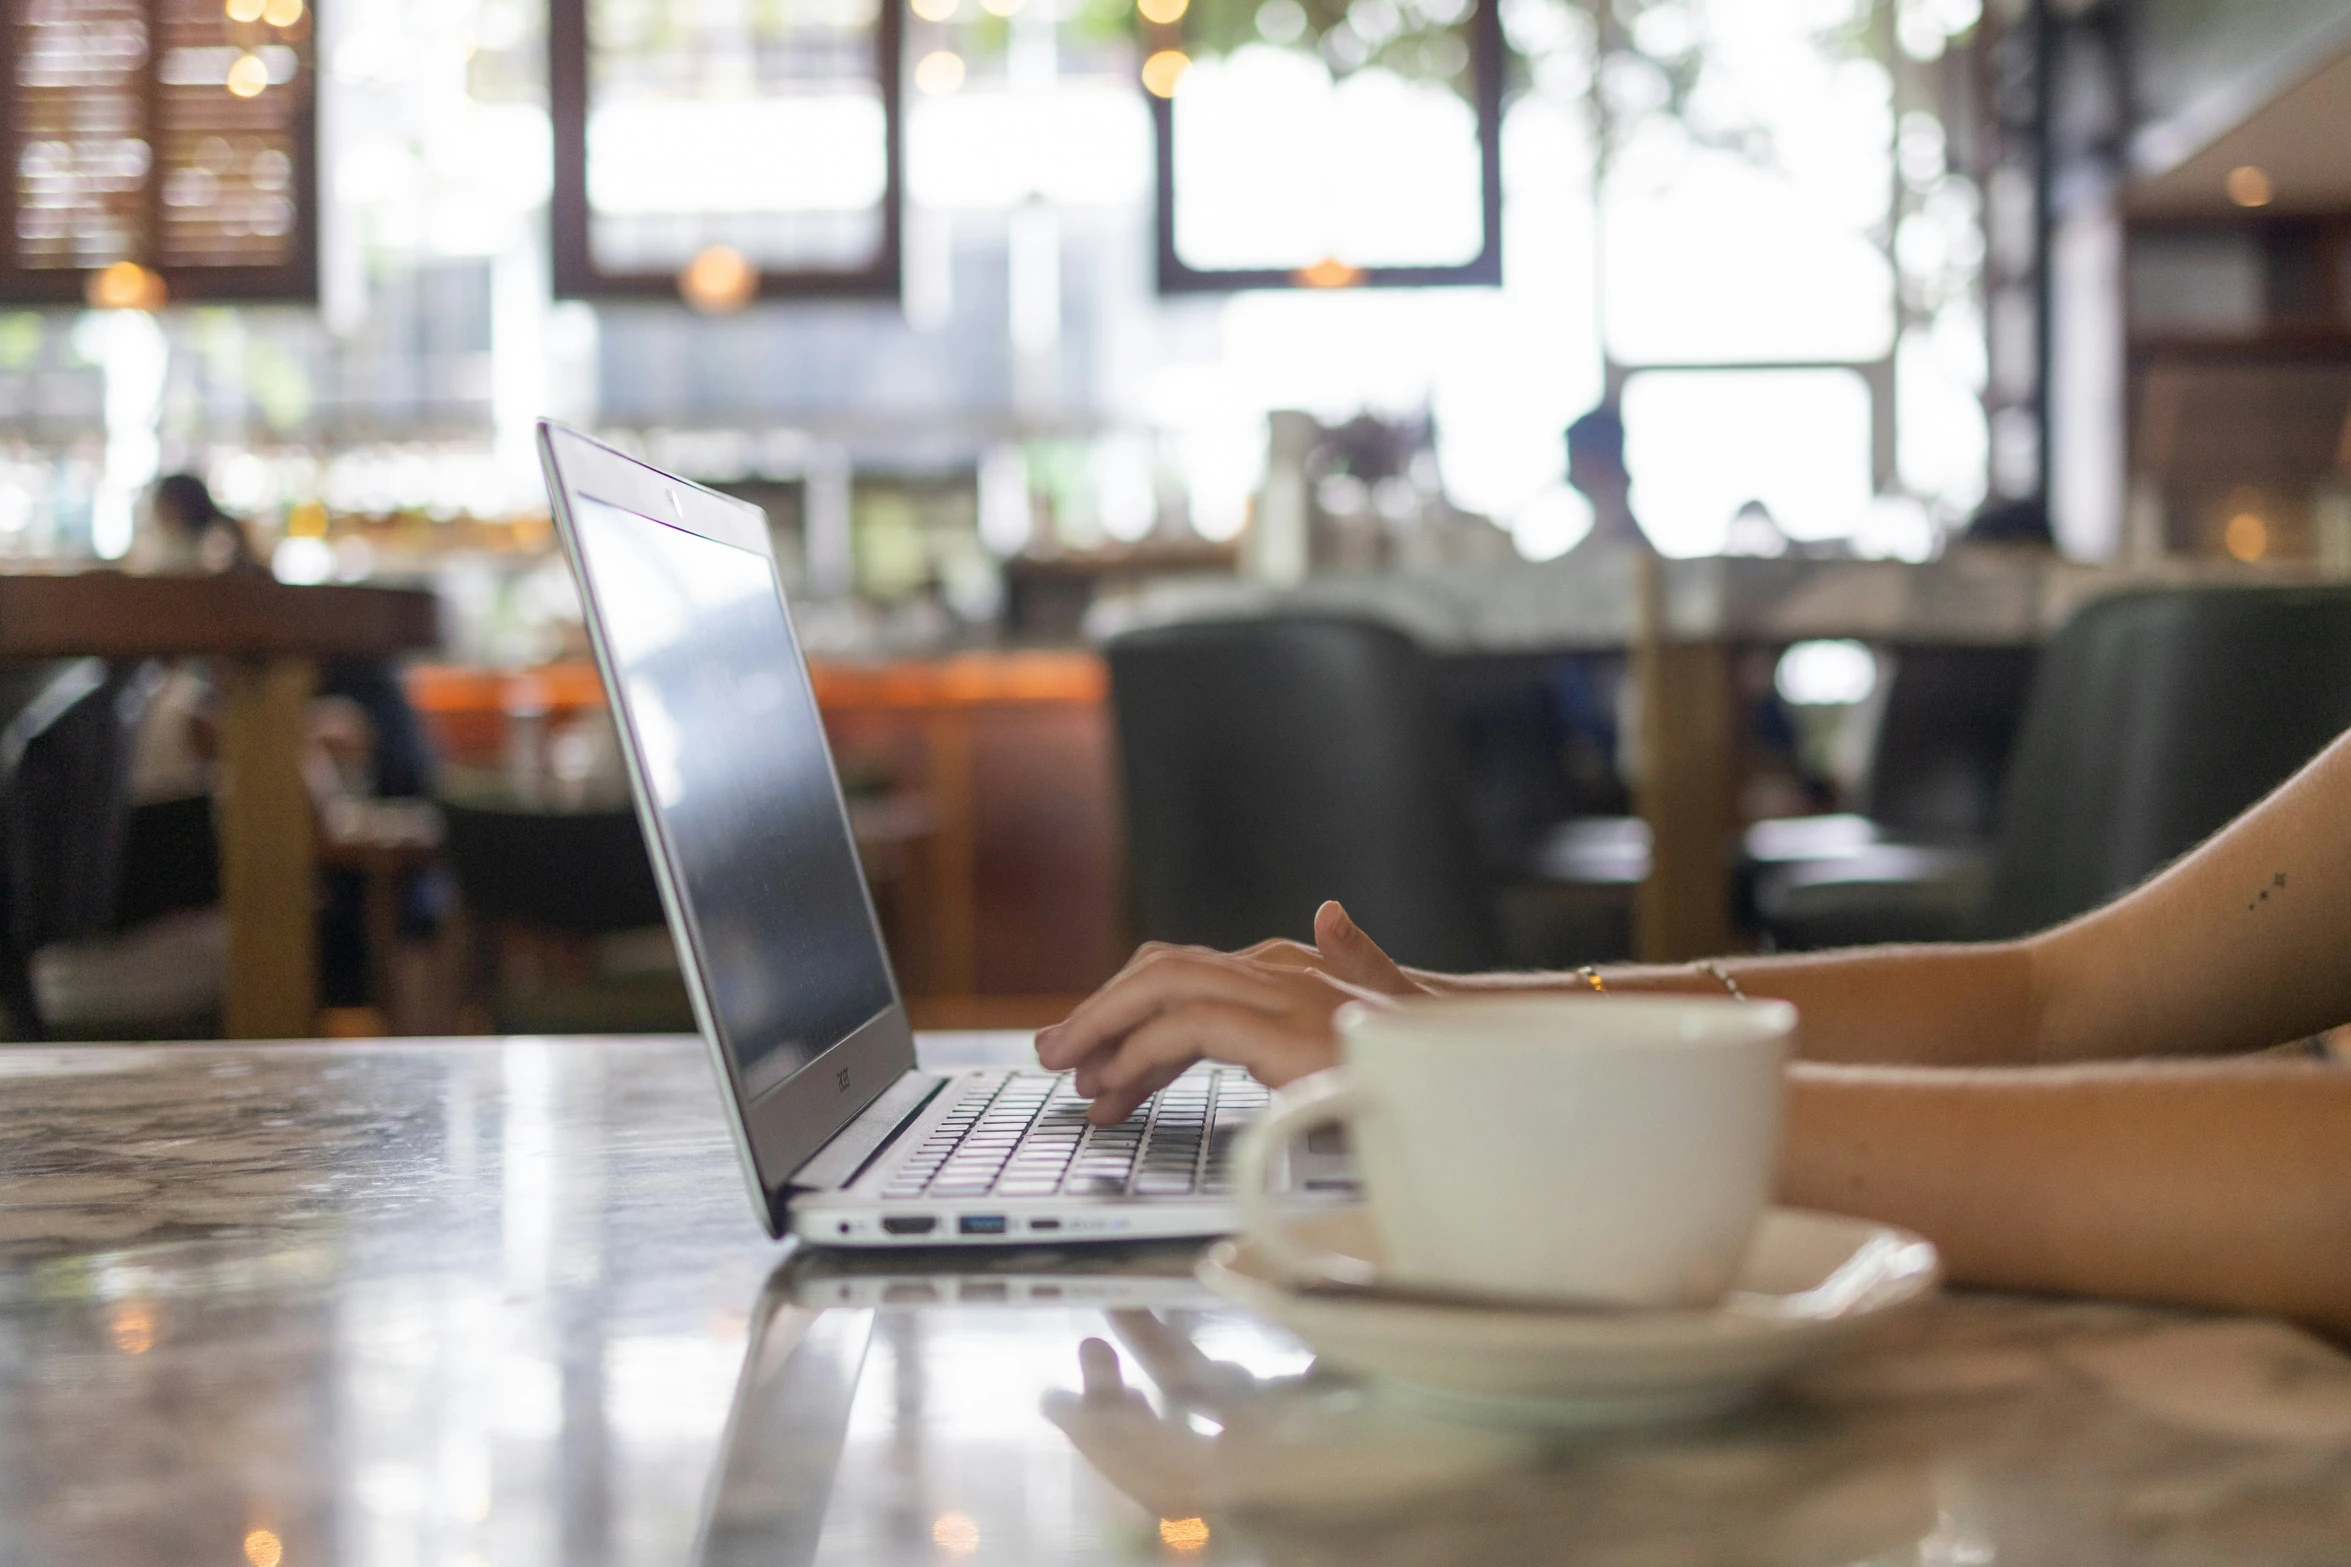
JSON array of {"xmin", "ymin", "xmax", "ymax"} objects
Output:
[
  {"xmin": 2225, "ymin": 165, "xmax": 2274, "ymax": 208},
  {"xmin": 677, "ymin": 246, "xmax": 757, "ymax": 314},
  {"xmin": 1293, "ymin": 257, "xmax": 1362, "ymax": 287},
  {"xmin": 1159, "ymin": 1516, "xmax": 1212, "ymax": 1552},
  {"xmin": 84, "ymin": 262, "xmax": 167, "ymax": 311},
  {"xmin": 226, "ymin": 52, "xmax": 271, "ymax": 97},
  {"xmin": 2224, "ymin": 510, "xmax": 2269, "ymax": 561},
  {"xmin": 931, "ymin": 1513, "xmax": 980, "ymax": 1555},
  {"xmin": 914, "ymin": 51, "xmax": 967, "ymax": 95},
  {"xmin": 1142, "ymin": 49, "xmax": 1192, "ymax": 97},
  {"xmin": 1775, "ymin": 640, "xmax": 1879, "ymax": 707},
  {"xmin": 109, "ymin": 1302, "xmax": 157, "ymax": 1355}
]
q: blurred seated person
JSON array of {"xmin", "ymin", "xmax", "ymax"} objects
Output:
[
  {"xmin": 131, "ymin": 471, "xmax": 266, "ymax": 576},
  {"xmin": 1039, "ymin": 730, "xmax": 2351, "ymax": 1332},
  {"xmin": 126, "ymin": 473, "xmax": 444, "ymax": 1007},
  {"xmin": 125, "ymin": 473, "xmax": 437, "ymax": 798},
  {"xmin": 1564, "ymin": 404, "xmax": 1657, "ymax": 555}
]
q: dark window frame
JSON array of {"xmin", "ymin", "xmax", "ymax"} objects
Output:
[
  {"xmin": 1149, "ymin": 0, "xmax": 1504, "ymax": 294},
  {"xmin": 548, "ymin": 0, "xmax": 905, "ymax": 303},
  {"xmin": 0, "ymin": 0, "xmax": 318, "ymax": 305}
]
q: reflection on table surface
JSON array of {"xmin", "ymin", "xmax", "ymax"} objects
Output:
[{"xmin": 1, "ymin": 1035, "xmax": 2349, "ymax": 1565}]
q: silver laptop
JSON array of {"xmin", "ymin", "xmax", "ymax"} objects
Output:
[{"xmin": 539, "ymin": 421, "xmax": 1308, "ymax": 1246}]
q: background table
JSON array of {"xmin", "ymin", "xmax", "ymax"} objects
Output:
[
  {"xmin": 1105, "ymin": 549, "xmax": 2351, "ymax": 960},
  {"xmin": 2, "ymin": 1033, "xmax": 2348, "ymax": 1564},
  {"xmin": 0, "ymin": 572, "xmax": 439, "ymax": 1037}
]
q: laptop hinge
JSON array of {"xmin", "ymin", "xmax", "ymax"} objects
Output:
[{"xmin": 787, "ymin": 1071, "xmax": 946, "ymax": 1193}]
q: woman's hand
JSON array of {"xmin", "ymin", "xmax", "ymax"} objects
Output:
[{"xmin": 1036, "ymin": 901, "xmax": 1423, "ymax": 1124}]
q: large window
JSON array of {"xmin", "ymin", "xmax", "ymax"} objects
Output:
[
  {"xmin": 1622, "ymin": 367, "xmax": 1877, "ymax": 545},
  {"xmin": 550, "ymin": 0, "xmax": 903, "ymax": 300},
  {"xmin": 1147, "ymin": 0, "xmax": 1504, "ymax": 290},
  {"xmin": 0, "ymin": 0, "xmax": 1994, "ymax": 574},
  {"xmin": 1597, "ymin": 0, "xmax": 1988, "ymax": 556},
  {"xmin": 0, "ymin": 0, "xmax": 317, "ymax": 303}
]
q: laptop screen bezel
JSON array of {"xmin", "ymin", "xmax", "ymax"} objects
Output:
[{"xmin": 537, "ymin": 420, "xmax": 916, "ymax": 1235}]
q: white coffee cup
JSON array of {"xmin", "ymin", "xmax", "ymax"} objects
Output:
[{"xmin": 1232, "ymin": 994, "xmax": 1796, "ymax": 1308}]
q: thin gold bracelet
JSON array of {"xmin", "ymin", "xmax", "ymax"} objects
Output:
[
  {"xmin": 1572, "ymin": 965, "xmax": 1606, "ymax": 994},
  {"xmin": 1696, "ymin": 960, "xmax": 1749, "ymax": 1002}
]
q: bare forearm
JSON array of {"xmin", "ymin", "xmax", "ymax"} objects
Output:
[
  {"xmin": 1780, "ymin": 1060, "xmax": 2351, "ymax": 1332},
  {"xmin": 1413, "ymin": 942, "xmax": 2046, "ymax": 1066}
]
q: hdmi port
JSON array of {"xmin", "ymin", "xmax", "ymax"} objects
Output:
[{"xmin": 881, "ymin": 1215, "xmax": 938, "ymax": 1235}]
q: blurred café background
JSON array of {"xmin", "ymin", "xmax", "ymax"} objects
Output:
[{"xmin": 5, "ymin": 0, "xmax": 2351, "ymax": 1042}]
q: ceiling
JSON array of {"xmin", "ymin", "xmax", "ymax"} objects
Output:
[{"xmin": 2129, "ymin": 41, "xmax": 2351, "ymax": 215}]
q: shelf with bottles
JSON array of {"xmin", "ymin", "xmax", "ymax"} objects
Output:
[{"xmin": 260, "ymin": 501, "xmax": 555, "ymax": 583}]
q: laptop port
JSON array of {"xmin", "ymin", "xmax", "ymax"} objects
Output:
[
  {"xmin": 1028, "ymin": 1218, "xmax": 1061, "ymax": 1232},
  {"xmin": 958, "ymin": 1214, "xmax": 1007, "ymax": 1235},
  {"xmin": 881, "ymin": 1215, "xmax": 938, "ymax": 1235}
]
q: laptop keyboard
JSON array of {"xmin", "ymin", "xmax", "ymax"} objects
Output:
[{"xmin": 877, "ymin": 1065, "xmax": 1269, "ymax": 1202}]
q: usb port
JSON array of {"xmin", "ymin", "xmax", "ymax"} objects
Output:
[
  {"xmin": 881, "ymin": 1215, "xmax": 938, "ymax": 1235},
  {"xmin": 957, "ymin": 1214, "xmax": 1007, "ymax": 1235},
  {"xmin": 1028, "ymin": 1218, "xmax": 1061, "ymax": 1232}
]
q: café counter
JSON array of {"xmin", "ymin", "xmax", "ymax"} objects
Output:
[{"xmin": 408, "ymin": 650, "xmax": 1124, "ymax": 1023}]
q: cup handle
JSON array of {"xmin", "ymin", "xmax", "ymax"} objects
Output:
[{"xmin": 1231, "ymin": 1069, "xmax": 1378, "ymax": 1289}]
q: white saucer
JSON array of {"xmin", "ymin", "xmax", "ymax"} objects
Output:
[{"xmin": 1197, "ymin": 1207, "xmax": 1939, "ymax": 1427}]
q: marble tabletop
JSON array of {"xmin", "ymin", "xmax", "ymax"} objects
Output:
[{"xmin": 3, "ymin": 1034, "xmax": 2350, "ymax": 1566}]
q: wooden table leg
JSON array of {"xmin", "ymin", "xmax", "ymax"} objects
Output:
[
  {"xmin": 1632, "ymin": 559, "xmax": 1739, "ymax": 963},
  {"xmin": 215, "ymin": 656, "xmax": 318, "ymax": 1038}
]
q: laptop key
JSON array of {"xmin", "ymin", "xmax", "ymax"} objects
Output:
[{"xmin": 1133, "ymin": 1175, "xmax": 1195, "ymax": 1195}]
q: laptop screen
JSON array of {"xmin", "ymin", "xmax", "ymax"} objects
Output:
[{"xmin": 570, "ymin": 493, "xmax": 895, "ymax": 1100}]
